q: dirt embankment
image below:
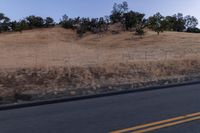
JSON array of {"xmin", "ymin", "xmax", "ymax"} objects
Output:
[{"xmin": 1, "ymin": 59, "xmax": 200, "ymax": 103}]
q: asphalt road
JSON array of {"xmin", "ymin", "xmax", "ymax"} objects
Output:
[{"xmin": 0, "ymin": 84, "xmax": 200, "ymax": 133}]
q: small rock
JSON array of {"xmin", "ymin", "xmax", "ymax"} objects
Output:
[
  {"xmin": 54, "ymin": 91, "xmax": 58, "ymax": 95},
  {"xmin": 87, "ymin": 90, "xmax": 94, "ymax": 95},
  {"xmin": 96, "ymin": 84, "xmax": 101, "ymax": 88},
  {"xmin": 108, "ymin": 86, "xmax": 113, "ymax": 89},
  {"xmin": 93, "ymin": 86, "xmax": 97, "ymax": 90},
  {"xmin": 164, "ymin": 81, "xmax": 169, "ymax": 85},
  {"xmin": 70, "ymin": 91, "xmax": 76, "ymax": 95}
]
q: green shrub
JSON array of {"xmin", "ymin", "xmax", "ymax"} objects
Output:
[{"xmin": 186, "ymin": 28, "xmax": 200, "ymax": 33}]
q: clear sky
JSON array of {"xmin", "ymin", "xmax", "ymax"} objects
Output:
[{"xmin": 0, "ymin": 0, "xmax": 200, "ymax": 26}]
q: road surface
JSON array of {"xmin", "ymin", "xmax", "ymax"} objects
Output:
[{"xmin": 0, "ymin": 84, "xmax": 200, "ymax": 133}]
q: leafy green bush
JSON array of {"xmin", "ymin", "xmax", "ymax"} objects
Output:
[
  {"xmin": 26, "ymin": 15, "xmax": 44, "ymax": 29},
  {"xmin": 0, "ymin": 13, "xmax": 10, "ymax": 32},
  {"xmin": 135, "ymin": 27, "xmax": 144, "ymax": 36},
  {"xmin": 44, "ymin": 17, "xmax": 55, "ymax": 27},
  {"xmin": 148, "ymin": 12, "xmax": 165, "ymax": 35},
  {"xmin": 186, "ymin": 28, "xmax": 200, "ymax": 33}
]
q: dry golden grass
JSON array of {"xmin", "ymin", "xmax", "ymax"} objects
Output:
[
  {"xmin": 1, "ymin": 27, "xmax": 200, "ymax": 68},
  {"xmin": 0, "ymin": 27, "xmax": 200, "ymax": 101}
]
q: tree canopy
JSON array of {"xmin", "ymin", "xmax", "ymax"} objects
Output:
[{"xmin": 0, "ymin": 1, "xmax": 199, "ymax": 35}]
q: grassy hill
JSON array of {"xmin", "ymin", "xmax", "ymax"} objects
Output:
[
  {"xmin": 1, "ymin": 27, "xmax": 200, "ymax": 68},
  {"xmin": 0, "ymin": 27, "xmax": 200, "ymax": 103}
]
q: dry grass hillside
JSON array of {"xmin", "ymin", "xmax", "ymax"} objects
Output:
[
  {"xmin": 1, "ymin": 27, "xmax": 200, "ymax": 102},
  {"xmin": 1, "ymin": 27, "xmax": 200, "ymax": 68}
]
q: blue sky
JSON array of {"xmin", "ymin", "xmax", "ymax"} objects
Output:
[{"xmin": 0, "ymin": 0, "xmax": 199, "ymax": 25}]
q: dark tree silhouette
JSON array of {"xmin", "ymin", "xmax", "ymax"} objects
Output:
[
  {"xmin": 184, "ymin": 15, "xmax": 198, "ymax": 29},
  {"xmin": 148, "ymin": 12, "xmax": 165, "ymax": 35},
  {"xmin": 45, "ymin": 17, "xmax": 55, "ymax": 27},
  {"xmin": 110, "ymin": 1, "xmax": 129, "ymax": 24},
  {"xmin": 0, "ymin": 13, "xmax": 10, "ymax": 32}
]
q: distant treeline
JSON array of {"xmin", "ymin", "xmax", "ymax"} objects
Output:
[
  {"xmin": 0, "ymin": 14, "xmax": 55, "ymax": 32},
  {"xmin": 0, "ymin": 1, "xmax": 199, "ymax": 36}
]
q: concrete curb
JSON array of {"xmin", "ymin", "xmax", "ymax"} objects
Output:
[{"xmin": 0, "ymin": 80, "xmax": 200, "ymax": 111}]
